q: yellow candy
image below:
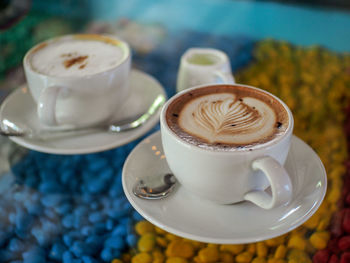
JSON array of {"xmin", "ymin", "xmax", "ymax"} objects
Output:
[
  {"xmin": 156, "ymin": 237, "xmax": 168, "ymax": 248},
  {"xmin": 287, "ymin": 235, "xmax": 307, "ymax": 250},
  {"xmin": 198, "ymin": 247, "xmax": 219, "ymax": 263},
  {"xmin": 121, "ymin": 253, "xmax": 132, "ymax": 262},
  {"xmin": 166, "ymin": 257, "xmax": 188, "ymax": 263},
  {"xmin": 219, "ymin": 252, "xmax": 234, "ymax": 263},
  {"xmin": 303, "ymin": 214, "xmax": 320, "ymax": 229},
  {"xmin": 165, "ymin": 234, "xmax": 181, "ymax": 241},
  {"xmin": 256, "ymin": 242, "xmax": 268, "ymax": 257},
  {"xmin": 274, "ymin": 245, "xmax": 287, "ymax": 259},
  {"xmin": 135, "ymin": 221, "xmax": 155, "ymax": 235},
  {"xmin": 317, "ymin": 215, "xmax": 331, "ymax": 231},
  {"xmin": 252, "ymin": 258, "xmax": 267, "ymax": 263},
  {"xmin": 188, "ymin": 240, "xmax": 206, "ymax": 249},
  {"xmin": 265, "ymin": 235, "xmax": 286, "ymax": 247},
  {"xmin": 235, "ymin": 251, "xmax": 253, "ymax": 263},
  {"xmin": 207, "ymin": 243, "xmax": 219, "ymax": 249},
  {"xmin": 267, "ymin": 259, "xmax": 286, "ymax": 263},
  {"xmin": 138, "ymin": 233, "xmax": 156, "ymax": 252},
  {"xmin": 247, "ymin": 243, "xmax": 256, "ymax": 254},
  {"xmin": 287, "ymin": 248, "xmax": 312, "ymax": 263},
  {"xmin": 165, "ymin": 240, "xmax": 195, "ymax": 259},
  {"xmin": 219, "ymin": 244, "xmax": 245, "ymax": 255},
  {"xmin": 111, "ymin": 259, "xmax": 123, "ymax": 263},
  {"xmin": 155, "ymin": 226, "xmax": 167, "ymax": 235},
  {"xmin": 326, "ymin": 188, "xmax": 341, "ymax": 204},
  {"xmin": 309, "ymin": 231, "xmax": 330, "ymax": 250},
  {"xmin": 132, "ymin": 252, "xmax": 153, "ymax": 263},
  {"xmin": 152, "ymin": 250, "xmax": 165, "ymax": 263}
]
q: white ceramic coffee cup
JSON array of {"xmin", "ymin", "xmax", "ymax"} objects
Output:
[
  {"xmin": 23, "ymin": 34, "xmax": 131, "ymax": 128},
  {"xmin": 176, "ymin": 48, "xmax": 235, "ymax": 93},
  {"xmin": 160, "ymin": 84, "xmax": 294, "ymax": 209}
]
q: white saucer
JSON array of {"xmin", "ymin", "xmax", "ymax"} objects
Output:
[
  {"xmin": 0, "ymin": 69, "xmax": 166, "ymax": 155},
  {"xmin": 122, "ymin": 131, "xmax": 327, "ymax": 244}
]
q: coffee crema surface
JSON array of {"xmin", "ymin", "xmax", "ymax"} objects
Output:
[
  {"xmin": 29, "ymin": 37, "xmax": 124, "ymax": 77},
  {"xmin": 166, "ymin": 85, "xmax": 289, "ymax": 150}
]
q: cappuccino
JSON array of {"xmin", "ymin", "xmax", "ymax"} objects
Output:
[
  {"xmin": 29, "ymin": 35, "xmax": 126, "ymax": 77},
  {"xmin": 166, "ymin": 85, "xmax": 289, "ymax": 150}
]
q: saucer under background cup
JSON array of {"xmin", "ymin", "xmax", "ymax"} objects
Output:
[
  {"xmin": 0, "ymin": 69, "xmax": 166, "ymax": 154},
  {"xmin": 122, "ymin": 131, "xmax": 327, "ymax": 244}
]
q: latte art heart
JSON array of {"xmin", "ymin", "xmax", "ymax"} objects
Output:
[{"xmin": 178, "ymin": 93, "xmax": 277, "ymax": 144}]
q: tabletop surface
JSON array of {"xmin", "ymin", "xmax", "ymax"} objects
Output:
[{"xmin": 0, "ymin": 1, "xmax": 350, "ymax": 263}]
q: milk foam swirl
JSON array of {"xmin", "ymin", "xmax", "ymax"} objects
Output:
[{"xmin": 178, "ymin": 93, "xmax": 277, "ymax": 144}]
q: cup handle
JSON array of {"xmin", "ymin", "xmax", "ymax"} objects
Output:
[
  {"xmin": 37, "ymin": 85, "xmax": 63, "ymax": 126},
  {"xmin": 243, "ymin": 156, "xmax": 292, "ymax": 209},
  {"xmin": 213, "ymin": 71, "xmax": 235, "ymax": 84}
]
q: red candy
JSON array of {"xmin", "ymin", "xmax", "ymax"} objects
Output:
[
  {"xmin": 338, "ymin": 236, "xmax": 350, "ymax": 251},
  {"xmin": 313, "ymin": 249, "xmax": 330, "ymax": 263},
  {"xmin": 340, "ymin": 252, "xmax": 350, "ymax": 263},
  {"xmin": 346, "ymin": 193, "xmax": 350, "ymax": 206},
  {"xmin": 329, "ymin": 254, "xmax": 339, "ymax": 263},
  {"xmin": 343, "ymin": 209, "xmax": 350, "ymax": 234},
  {"xmin": 329, "ymin": 239, "xmax": 341, "ymax": 254},
  {"xmin": 332, "ymin": 210, "xmax": 345, "ymax": 237}
]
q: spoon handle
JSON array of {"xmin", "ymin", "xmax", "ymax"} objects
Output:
[{"xmin": 109, "ymin": 94, "xmax": 166, "ymax": 132}]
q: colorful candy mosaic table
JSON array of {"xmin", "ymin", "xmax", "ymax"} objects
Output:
[{"xmin": 1, "ymin": 1, "xmax": 350, "ymax": 263}]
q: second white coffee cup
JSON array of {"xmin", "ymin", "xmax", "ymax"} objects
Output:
[
  {"xmin": 160, "ymin": 83, "xmax": 294, "ymax": 209},
  {"xmin": 23, "ymin": 34, "xmax": 131, "ymax": 128}
]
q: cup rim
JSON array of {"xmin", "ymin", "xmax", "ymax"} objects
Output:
[
  {"xmin": 23, "ymin": 34, "xmax": 131, "ymax": 79},
  {"xmin": 161, "ymin": 83, "xmax": 294, "ymax": 153}
]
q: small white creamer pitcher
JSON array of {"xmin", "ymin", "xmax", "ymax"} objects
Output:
[{"xmin": 176, "ymin": 48, "xmax": 235, "ymax": 93}]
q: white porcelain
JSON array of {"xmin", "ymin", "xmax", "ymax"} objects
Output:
[
  {"xmin": 176, "ymin": 48, "xmax": 235, "ymax": 93},
  {"xmin": 160, "ymin": 84, "xmax": 294, "ymax": 209},
  {"xmin": 122, "ymin": 131, "xmax": 327, "ymax": 244},
  {"xmin": 0, "ymin": 70, "xmax": 166, "ymax": 154},
  {"xmin": 23, "ymin": 34, "xmax": 131, "ymax": 127}
]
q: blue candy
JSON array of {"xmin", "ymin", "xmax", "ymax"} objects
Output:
[
  {"xmin": 44, "ymin": 208, "xmax": 58, "ymax": 220},
  {"xmin": 111, "ymin": 224, "xmax": 127, "ymax": 236},
  {"xmin": 49, "ymin": 242, "xmax": 66, "ymax": 261},
  {"xmin": 85, "ymin": 235, "xmax": 104, "ymax": 253},
  {"xmin": 63, "ymin": 231, "xmax": 81, "ymax": 247},
  {"xmin": 86, "ymin": 179, "xmax": 108, "ymax": 194},
  {"xmin": 88, "ymin": 158, "xmax": 108, "ymax": 172},
  {"xmin": 39, "ymin": 181, "xmax": 61, "ymax": 193},
  {"xmin": 106, "ymin": 219, "xmax": 114, "ymax": 231},
  {"xmin": 23, "ymin": 200, "xmax": 43, "ymax": 215},
  {"xmin": 55, "ymin": 202, "xmax": 73, "ymax": 215},
  {"xmin": 88, "ymin": 211, "xmax": 105, "ymax": 223},
  {"xmin": 62, "ymin": 214, "xmax": 75, "ymax": 228},
  {"xmin": 132, "ymin": 211, "xmax": 144, "ymax": 221},
  {"xmin": 61, "ymin": 170, "xmax": 75, "ymax": 184},
  {"xmin": 104, "ymin": 235, "xmax": 125, "ymax": 250},
  {"xmin": 31, "ymin": 226, "xmax": 51, "ymax": 246},
  {"xmin": 100, "ymin": 247, "xmax": 113, "ymax": 262},
  {"xmin": 41, "ymin": 194, "xmax": 64, "ymax": 207},
  {"xmin": 62, "ymin": 250, "xmax": 74, "ymax": 263},
  {"xmin": 8, "ymin": 238, "xmax": 25, "ymax": 252},
  {"xmin": 0, "ymin": 249, "xmax": 16, "ymax": 261},
  {"xmin": 22, "ymin": 247, "xmax": 46, "ymax": 263},
  {"xmin": 71, "ymin": 240, "xmax": 88, "ymax": 258},
  {"xmin": 82, "ymin": 255, "xmax": 99, "ymax": 263},
  {"xmin": 99, "ymin": 167, "xmax": 114, "ymax": 180},
  {"xmin": 80, "ymin": 226, "xmax": 93, "ymax": 236},
  {"xmin": 74, "ymin": 206, "xmax": 88, "ymax": 217},
  {"xmin": 126, "ymin": 234, "xmax": 138, "ymax": 247}
]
